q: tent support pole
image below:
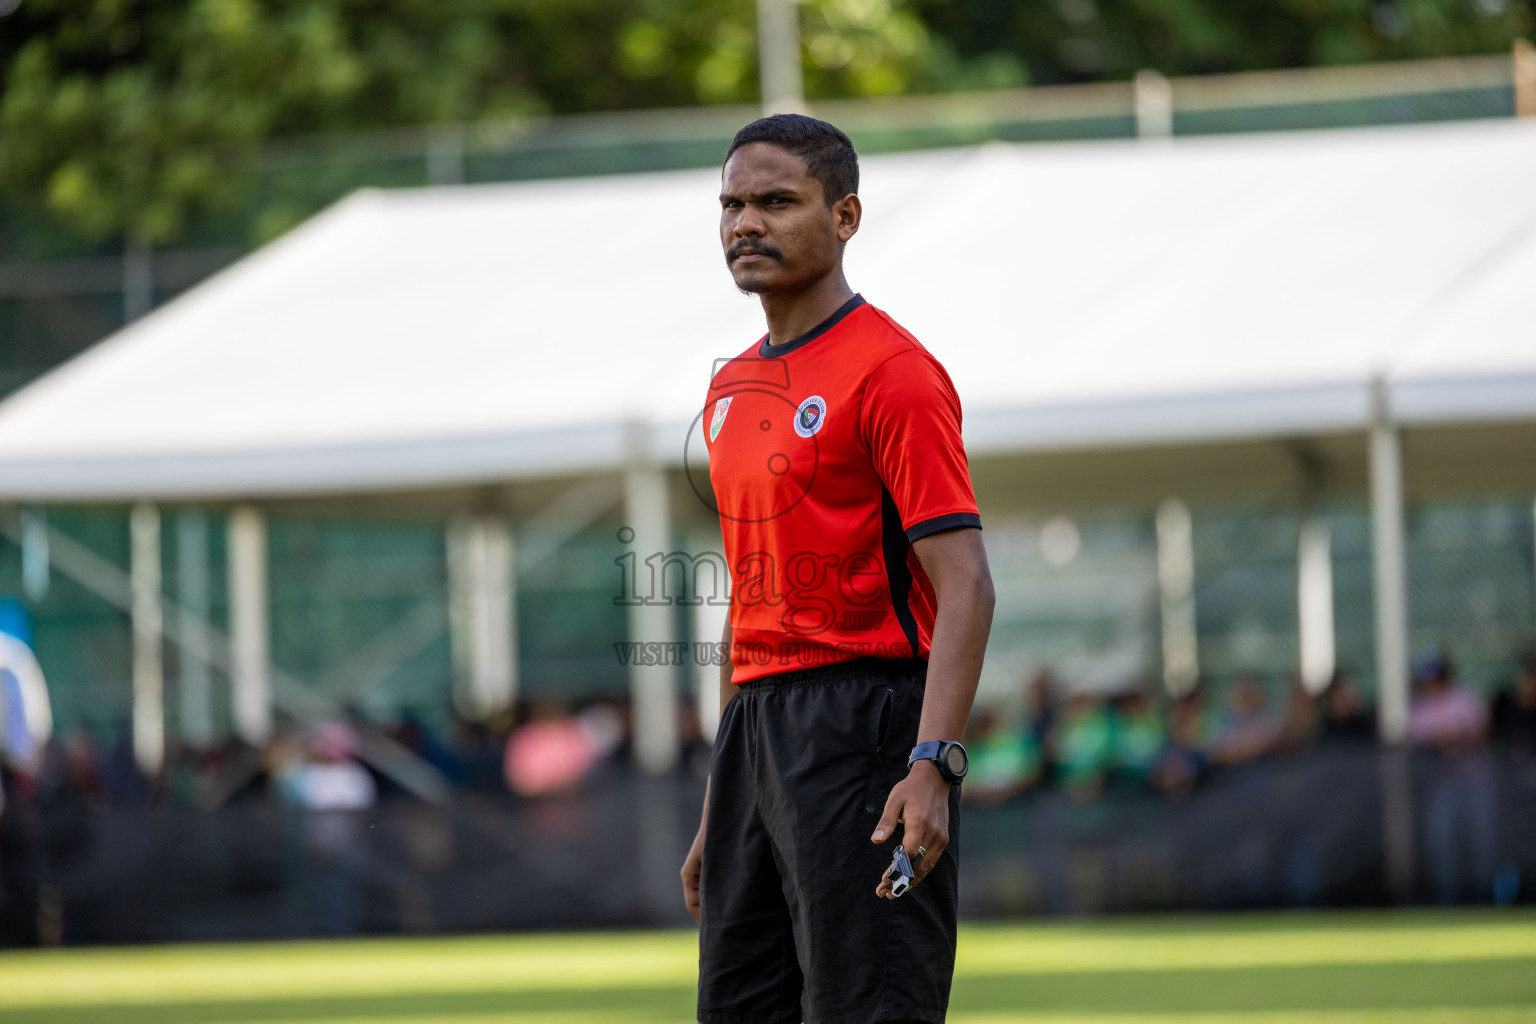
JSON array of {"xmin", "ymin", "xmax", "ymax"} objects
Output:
[
  {"xmin": 228, "ymin": 506, "xmax": 273, "ymax": 746},
  {"xmin": 757, "ymin": 0, "xmax": 805, "ymax": 115},
  {"xmin": 1297, "ymin": 515, "xmax": 1336, "ymax": 693},
  {"xmin": 691, "ymin": 529, "xmax": 730, "ymax": 746},
  {"xmin": 1369, "ymin": 380, "xmax": 1414, "ymax": 901},
  {"xmin": 130, "ymin": 502, "xmax": 164, "ymax": 775},
  {"xmin": 1156, "ymin": 498, "xmax": 1198, "ymax": 696},
  {"xmin": 448, "ymin": 515, "xmax": 517, "ymax": 718},
  {"xmin": 624, "ymin": 452, "xmax": 679, "ymax": 775}
]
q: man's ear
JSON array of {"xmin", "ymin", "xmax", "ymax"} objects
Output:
[{"xmin": 835, "ymin": 193, "xmax": 862, "ymax": 243}]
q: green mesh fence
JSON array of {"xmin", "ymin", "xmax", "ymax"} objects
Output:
[
  {"xmin": 0, "ymin": 510, "xmax": 132, "ymax": 736},
  {"xmin": 266, "ymin": 516, "xmax": 452, "ymax": 728},
  {"xmin": 2, "ymin": 494, "xmax": 1533, "ymax": 739},
  {"xmin": 977, "ymin": 512, "xmax": 1158, "ymax": 701},
  {"xmin": 1174, "ymin": 86, "xmax": 1515, "ymax": 135},
  {"xmin": 515, "ymin": 526, "xmax": 632, "ymax": 697},
  {"xmin": 1406, "ymin": 499, "xmax": 1536, "ymax": 689},
  {"xmin": 1191, "ymin": 505, "xmax": 1302, "ymax": 691}
]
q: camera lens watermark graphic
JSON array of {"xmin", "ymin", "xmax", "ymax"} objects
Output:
[
  {"xmin": 613, "ymin": 354, "xmax": 900, "ymax": 667},
  {"xmin": 683, "ymin": 357, "xmax": 821, "ymax": 524}
]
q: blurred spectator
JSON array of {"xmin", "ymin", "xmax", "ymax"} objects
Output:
[
  {"xmin": 1491, "ymin": 650, "xmax": 1536, "ymax": 762},
  {"xmin": 1052, "ymin": 691, "xmax": 1113, "ymax": 803},
  {"xmin": 1408, "ymin": 645, "xmax": 1495, "ymax": 904},
  {"xmin": 1111, "ymin": 688, "xmax": 1166, "ymax": 788},
  {"xmin": 678, "ymin": 703, "xmax": 712, "ymax": 782},
  {"xmin": 1026, "ymin": 671, "xmax": 1058, "ymax": 784},
  {"xmin": 390, "ymin": 711, "xmax": 465, "ymax": 788},
  {"xmin": 963, "ymin": 707, "xmax": 1040, "ymax": 804},
  {"xmin": 503, "ymin": 698, "xmax": 624, "ymax": 797},
  {"xmin": 1409, "ymin": 646, "xmax": 1490, "ymax": 753},
  {"xmin": 285, "ymin": 721, "xmax": 376, "ymax": 935},
  {"xmin": 1210, "ymin": 677, "xmax": 1281, "ymax": 766},
  {"xmin": 453, "ymin": 715, "xmax": 510, "ymax": 793},
  {"xmin": 289, "ymin": 722, "xmax": 377, "ymax": 812},
  {"xmin": 53, "ymin": 730, "xmax": 107, "ymax": 809},
  {"xmin": 1278, "ymin": 677, "xmax": 1319, "ymax": 752},
  {"xmin": 1151, "ymin": 688, "xmax": 1210, "ymax": 799},
  {"xmin": 1318, "ymin": 671, "xmax": 1374, "ymax": 743},
  {"xmin": 100, "ymin": 727, "xmax": 151, "ymax": 806}
]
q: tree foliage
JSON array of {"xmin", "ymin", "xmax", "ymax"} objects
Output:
[
  {"xmin": 911, "ymin": 0, "xmax": 1532, "ymax": 85},
  {"xmin": 0, "ymin": 0, "xmax": 969, "ymax": 246},
  {"xmin": 0, "ymin": 0, "xmax": 1530, "ymax": 249}
]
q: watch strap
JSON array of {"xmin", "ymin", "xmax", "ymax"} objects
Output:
[
  {"xmin": 908, "ymin": 741, "xmax": 943, "ymax": 767},
  {"xmin": 908, "ymin": 740, "xmax": 967, "ymax": 783}
]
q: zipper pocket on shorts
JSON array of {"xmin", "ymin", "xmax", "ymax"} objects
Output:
[{"xmin": 864, "ymin": 687, "xmax": 896, "ymax": 814}]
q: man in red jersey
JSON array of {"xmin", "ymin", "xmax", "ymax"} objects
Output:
[{"xmin": 681, "ymin": 114, "xmax": 995, "ymax": 1024}]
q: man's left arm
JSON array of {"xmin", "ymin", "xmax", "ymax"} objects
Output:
[{"xmin": 871, "ymin": 525, "xmax": 994, "ymax": 897}]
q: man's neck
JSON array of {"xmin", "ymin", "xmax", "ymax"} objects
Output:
[{"xmin": 760, "ymin": 273, "xmax": 856, "ymax": 348}]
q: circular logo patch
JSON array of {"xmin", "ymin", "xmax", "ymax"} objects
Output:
[{"xmin": 794, "ymin": 395, "xmax": 827, "ymax": 438}]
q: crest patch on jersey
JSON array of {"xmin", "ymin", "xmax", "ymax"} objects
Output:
[
  {"xmin": 794, "ymin": 395, "xmax": 827, "ymax": 438},
  {"xmin": 709, "ymin": 396, "xmax": 733, "ymax": 442}
]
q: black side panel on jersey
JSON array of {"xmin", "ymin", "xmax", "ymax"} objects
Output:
[{"xmin": 880, "ymin": 485, "xmax": 922, "ymax": 657}]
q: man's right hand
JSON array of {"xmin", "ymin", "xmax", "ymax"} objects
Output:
[{"xmin": 682, "ymin": 817, "xmax": 705, "ymax": 922}]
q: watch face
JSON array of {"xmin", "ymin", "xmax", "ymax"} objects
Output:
[{"xmin": 944, "ymin": 744, "xmax": 968, "ymax": 777}]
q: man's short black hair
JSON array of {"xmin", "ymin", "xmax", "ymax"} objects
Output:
[{"xmin": 725, "ymin": 114, "xmax": 859, "ymax": 207}]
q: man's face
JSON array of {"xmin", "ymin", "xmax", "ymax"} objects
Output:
[{"xmin": 719, "ymin": 142, "xmax": 858, "ymax": 295}]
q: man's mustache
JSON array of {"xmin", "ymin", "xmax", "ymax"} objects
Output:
[{"xmin": 728, "ymin": 240, "xmax": 784, "ymax": 262}]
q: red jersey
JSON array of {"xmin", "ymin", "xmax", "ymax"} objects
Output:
[{"xmin": 704, "ymin": 295, "xmax": 981, "ymax": 684}]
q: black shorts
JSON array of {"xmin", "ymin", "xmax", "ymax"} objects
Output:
[{"xmin": 698, "ymin": 657, "xmax": 960, "ymax": 1024}]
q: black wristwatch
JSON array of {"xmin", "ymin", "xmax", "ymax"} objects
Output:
[{"xmin": 908, "ymin": 740, "xmax": 968, "ymax": 784}]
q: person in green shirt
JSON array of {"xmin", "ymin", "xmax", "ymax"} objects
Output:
[
  {"xmin": 1111, "ymin": 688, "xmax": 1167, "ymax": 788},
  {"xmin": 1053, "ymin": 691, "xmax": 1114, "ymax": 802}
]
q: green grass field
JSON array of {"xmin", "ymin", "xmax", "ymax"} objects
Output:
[{"xmin": 1, "ymin": 911, "xmax": 1533, "ymax": 1024}]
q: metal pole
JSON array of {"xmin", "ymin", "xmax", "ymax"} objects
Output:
[
  {"xmin": 19, "ymin": 505, "xmax": 49, "ymax": 601},
  {"xmin": 1134, "ymin": 69, "xmax": 1173, "ymax": 140},
  {"xmin": 692, "ymin": 529, "xmax": 729, "ymax": 745},
  {"xmin": 427, "ymin": 126, "xmax": 467, "ymax": 186},
  {"xmin": 1369, "ymin": 378, "xmax": 1414, "ymax": 901},
  {"xmin": 757, "ymin": 0, "xmax": 805, "ymax": 115},
  {"xmin": 448, "ymin": 515, "xmax": 517, "ymax": 718},
  {"xmin": 228, "ymin": 505, "xmax": 272, "ymax": 745},
  {"xmin": 624, "ymin": 451, "xmax": 679, "ymax": 775},
  {"xmin": 1297, "ymin": 516, "xmax": 1336, "ymax": 694},
  {"xmin": 1515, "ymin": 38, "xmax": 1536, "ymax": 119},
  {"xmin": 1370, "ymin": 383, "xmax": 1410, "ymax": 743},
  {"xmin": 123, "ymin": 238, "xmax": 154, "ymax": 322},
  {"xmin": 130, "ymin": 502, "xmax": 164, "ymax": 774},
  {"xmin": 1156, "ymin": 498, "xmax": 1198, "ymax": 695}
]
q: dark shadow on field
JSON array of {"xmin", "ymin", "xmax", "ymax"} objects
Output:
[{"xmin": 8, "ymin": 960, "xmax": 1536, "ymax": 1024}]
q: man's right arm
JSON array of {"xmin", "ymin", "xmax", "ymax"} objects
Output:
[{"xmin": 682, "ymin": 617, "xmax": 734, "ymax": 922}]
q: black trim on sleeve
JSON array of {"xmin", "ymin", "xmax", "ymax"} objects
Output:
[
  {"xmin": 904, "ymin": 513, "xmax": 982, "ymax": 545},
  {"xmin": 880, "ymin": 486, "xmax": 922, "ymax": 659},
  {"xmin": 758, "ymin": 294, "xmax": 865, "ymax": 357}
]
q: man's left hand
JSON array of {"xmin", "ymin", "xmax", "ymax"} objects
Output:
[{"xmin": 870, "ymin": 759, "xmax": 951, "ymax": 898}]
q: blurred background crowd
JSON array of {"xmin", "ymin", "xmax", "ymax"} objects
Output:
[{"xmin": 9, "ymin": 643, "xmax": 1536, "ymax": 814}]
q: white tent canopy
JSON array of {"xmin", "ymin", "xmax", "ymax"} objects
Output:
[{"xmin": 1, "ymin": 117, "xmax": 1534, "ymax": 501}]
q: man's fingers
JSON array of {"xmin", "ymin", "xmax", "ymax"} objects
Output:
[
  {"xmin": 870, "ymin": 791, "xmax": 903, "ymax": 843},
  {"xmin": 681, "ymin": 848, "xmax": 703, "ymax": 922},
  {"xmin": 902, "ymin": 824, "xmax": 947, "ymax": 887}
]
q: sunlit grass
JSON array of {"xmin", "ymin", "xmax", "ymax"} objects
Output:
[{"xmin": 0, "ymin": 910, "xmax": 1532, "ymax": 1023}]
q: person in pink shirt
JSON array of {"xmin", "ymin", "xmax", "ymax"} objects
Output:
[{"xmin": 1408, "ymin": 645, "xmax": 1495, "ymax": 903}]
